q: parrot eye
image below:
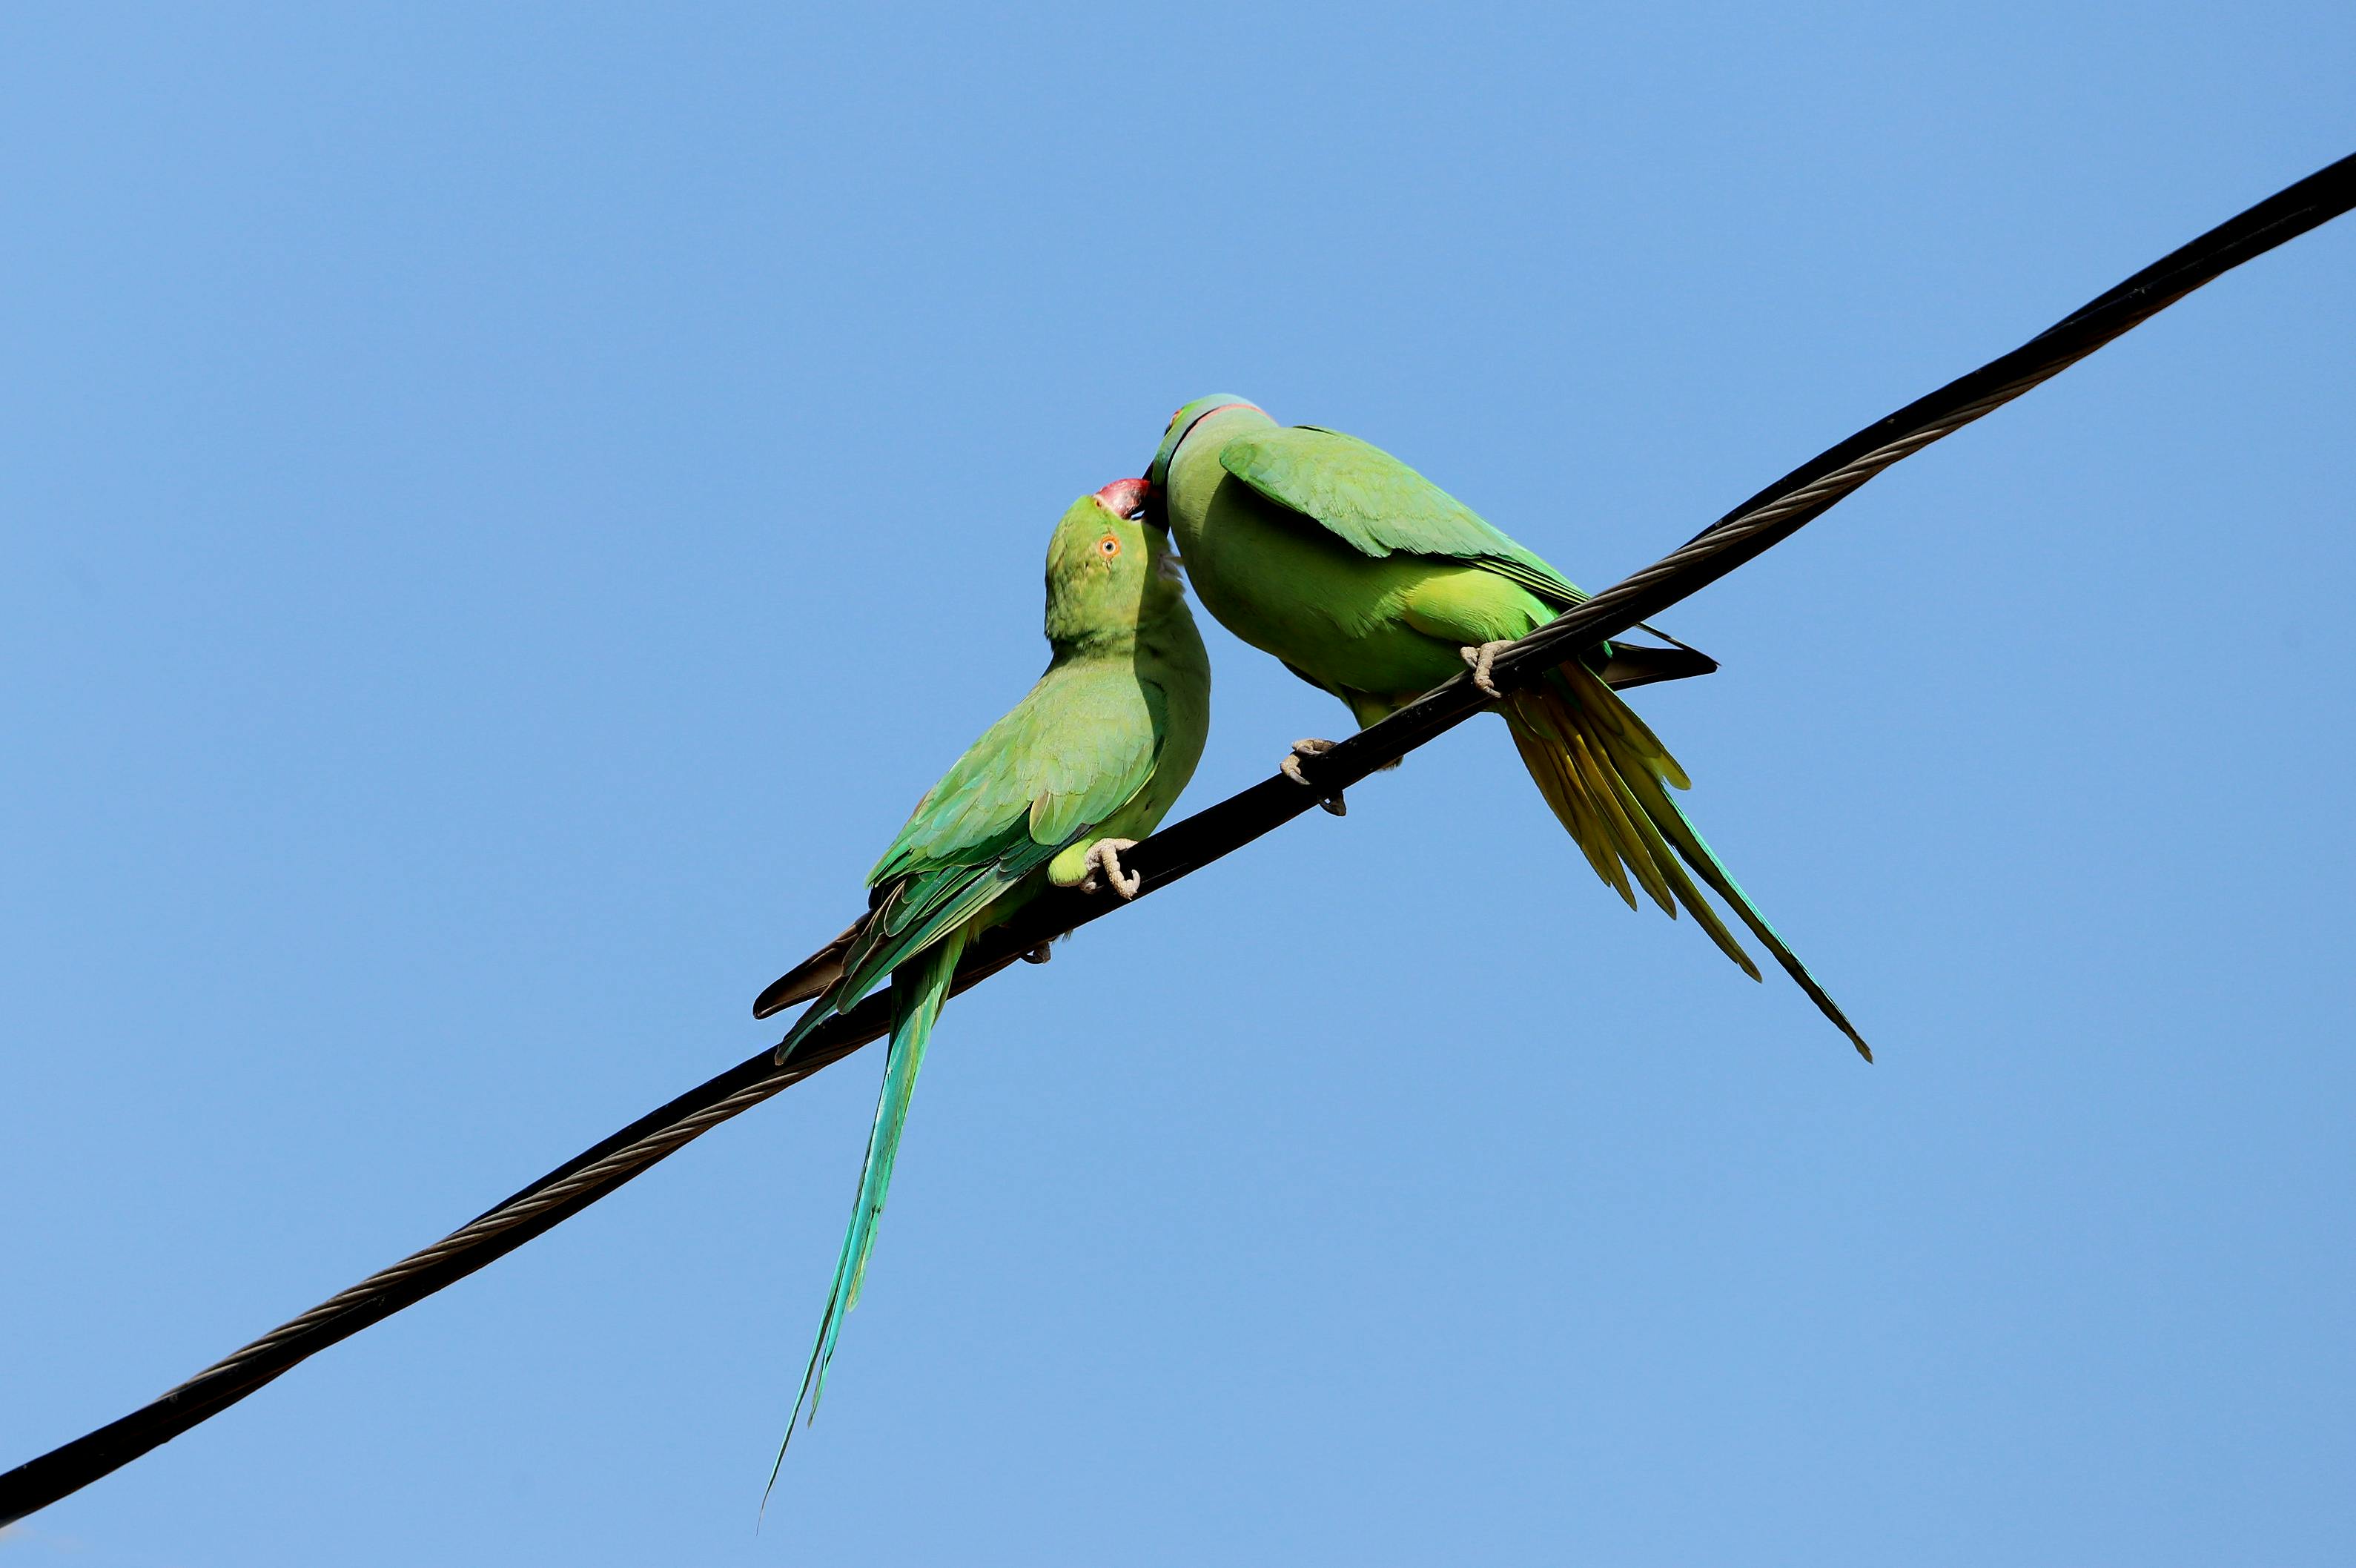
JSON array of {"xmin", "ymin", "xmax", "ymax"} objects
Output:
[{"xmin": 1097, "ymin": 535, "xmax": 1121, "ymax": 558}]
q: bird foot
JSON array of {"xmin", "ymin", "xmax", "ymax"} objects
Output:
[
  {"xmin": 1080, "ymin": 838, "xmax": 1142, "ymax": 899},
  {"xmin": 1460, "ymin": 641, "xmax": 1515, "ymax": 701},
  {"xmin": 1281, "ymin": 739, "xmax": 1347, "ymax": 816}
]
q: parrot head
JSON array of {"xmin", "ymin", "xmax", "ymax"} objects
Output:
[
  {"xmin": 1044, "ymin": 480, "xmax": 1188, "ymax": 646},
  {"xmin": 1142, "ymin": 394, "xmax": 1263, "ymax": 527}
]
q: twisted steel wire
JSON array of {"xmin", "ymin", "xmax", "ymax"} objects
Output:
[
  {"xmin": 176, "ymin": 1072, "xmax": 804, "ymax": 1395},
  {"xmin": 4, "ymin": 148, "xmax": 2349, "ymax": 1529}
]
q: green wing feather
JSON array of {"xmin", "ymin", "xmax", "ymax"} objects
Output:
[
  {"xmin": 772, "ymin": 661, "xmax": 1164, "ymax": 1063},
  {"xmin": 1218, "ymin": 425, "xmax": 1586, "ymax": 606}
]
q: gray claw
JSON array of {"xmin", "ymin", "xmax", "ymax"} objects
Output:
[
  {"xmin": 1283, "ymin": 739, "xmax": 1347, "ymax": 816},
  {"xmin": 1460, "ymin": 641, "xmax": 1514, "ymax": 701},
  {"xmin": 1081, "ymin": 838, "xmax": 1142, "ymax": 899}
]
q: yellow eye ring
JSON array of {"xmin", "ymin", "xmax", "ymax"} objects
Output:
[{"xmin": 1098, "ymin": 535, "xmax": 1121, "ymax": 558}]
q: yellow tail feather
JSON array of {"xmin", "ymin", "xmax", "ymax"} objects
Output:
[{"xmin": 1502, "ymin": 661, "xmax": 1871, "ymax": 1059}]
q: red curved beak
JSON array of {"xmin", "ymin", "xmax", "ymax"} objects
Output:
[{"xmin": 1093, "ymin": 477, "xmax": 1150, "ymax": 517}]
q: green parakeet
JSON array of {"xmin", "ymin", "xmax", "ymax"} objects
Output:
[
  {"xmin": 754, "ymin": 477, "xmax": 1211, "ymax": 1467},
  {"xmin": 1144, "ymin": 397, "xmax": 1868, "ymax": 1060}
]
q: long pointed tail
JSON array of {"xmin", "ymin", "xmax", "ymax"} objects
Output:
[
  {"xmin": 1503, "ymin": 662, "xmax": 1871, "ymax": 1061},
  {"xmin": 764, "ymin": 927, "xmax": 966, "ymax": 1501}
]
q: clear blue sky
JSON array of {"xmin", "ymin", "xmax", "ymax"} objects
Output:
[{"xmin": 4, "ymin": 4, "xmax": 2351, "ymax": 1563}]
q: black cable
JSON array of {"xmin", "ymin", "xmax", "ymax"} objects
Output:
[{"xmin": 4, "ymin": 148, "xmax": 2349, "ymax": 1529}]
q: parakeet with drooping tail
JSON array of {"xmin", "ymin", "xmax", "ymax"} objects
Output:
[
  {"xmin": 1143, "ymin": 397, "xmax": 1868, "ymax": 1059},
  {"xmin": 755, "ymin": 478, "xmax": 1211, "ymax": 1481}
]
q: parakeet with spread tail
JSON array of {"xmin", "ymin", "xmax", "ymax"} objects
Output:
[
  {"xmin": 755, "ymin": 477, "xmax": 1211, "ymax": 1479},
  {"xmin": 1143, "ymin": 397, "xmax": 1867, "ymax": 1059}
]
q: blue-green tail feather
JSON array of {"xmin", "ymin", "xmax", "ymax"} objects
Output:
[{"xmin": 761, "ymin": 928, "xmax": 965, "ymax": 1507}]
